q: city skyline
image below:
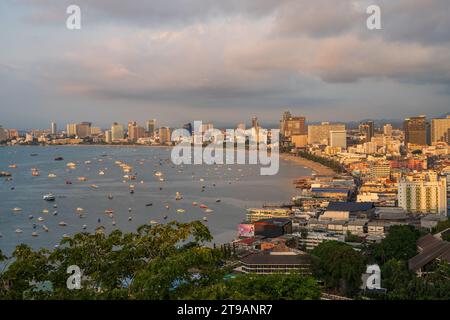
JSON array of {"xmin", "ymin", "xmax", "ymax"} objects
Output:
[{"xmin": 2, "ymin": 0, "xmax": 450, "ymax": 128}]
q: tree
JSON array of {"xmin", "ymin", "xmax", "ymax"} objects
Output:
[
  {"xmin": 373, "ymin": 225, "xmax": 420, "ymax": 263},
  {"xmin": 312, "ymin": 241, "xmax": 366, "ymax": 296},
  {"xmin": 187, "ymin": 274, "xmax": 321, "ymax": 300},
  {"xmin": 433, "ymin": 218, "xmax": 450, "ymax": 234},
  {"xmin": 381, "ymin": 259, "xmax": 414, "ymax": 300}
]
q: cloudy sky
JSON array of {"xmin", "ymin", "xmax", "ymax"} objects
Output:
[{"xmin": 1, "ymin": 0, "xmax": 450, "ymax": 129}]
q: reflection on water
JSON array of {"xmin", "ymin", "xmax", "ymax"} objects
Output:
[{"xmin": 0, "ymin": 146, "xmax": 309, "ymax": 254}]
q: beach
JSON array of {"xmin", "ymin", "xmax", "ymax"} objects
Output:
[{"xmin": 281, "ymin": 153, "xmax": 336, "ymax": 176}]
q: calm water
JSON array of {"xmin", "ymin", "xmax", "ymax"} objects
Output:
[{"xmin": 0, "ymin": 146, "xmax": 309, "ymax": 254}]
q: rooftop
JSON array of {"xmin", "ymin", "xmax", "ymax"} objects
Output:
[{"xmin": 327, "ymin": 202, "xmax": 375, "ymax": 212}]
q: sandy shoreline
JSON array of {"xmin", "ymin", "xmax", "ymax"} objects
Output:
[{"xmin": 281, "ymin": 153, "xmax": 336, "ymax": 176}]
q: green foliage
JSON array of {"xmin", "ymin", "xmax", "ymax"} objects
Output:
[
  {"xmin": 433, "ymin": 218, "xmax": 450, "ymax": 234},
  {"xmin": 312, "ymin": 241, "xmax": 365, "ymax": 296},
  {"xmin": 188, "ymin": 274, "xmax": 321, "ymax": 300},
  {"xmin": 372, "ymin": 225, "xmax": 420, "ymax": 263},
  {"xmin": 296, "ymin": 151, "xmax": 344, "ymax": 173}
]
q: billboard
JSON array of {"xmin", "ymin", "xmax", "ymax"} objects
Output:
[{"xmin": 238, "ymin": 223, "xmax": 254, "ymax": 238}]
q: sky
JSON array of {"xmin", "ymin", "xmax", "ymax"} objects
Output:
[{"xmin": 1, "ymin": 0, "xmax": 450, "ymax": 129}]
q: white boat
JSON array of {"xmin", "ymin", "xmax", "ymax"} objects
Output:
[
  {"xmin": 98, "ymin": 170, "xmax": 105, "ymax": 175},
  {"xmin": 154, "ymin": 171, "xmax": 163, "ymax": 177},
  {"xmin": 205, "ymin": 209, "xmax": 214, "ymax": 213},
  {"xmin": 59, "ymin": 221, "xmax": 67, "ymax": 226},
  {"xmin": 202, "ymin": 217, "xmax": 208, "ymax": 222},
  {"xmin": 177, "ymin": 209, "xmax": 185, "ymax": 213},
  {"xmin": 48, "ymin": 173, "xmax": 57, "ymax": 178},
  {"xmin": 175, "ymin": 192, "xmax": 183, "ymax": 200},
  {"xmin": 82, "ymin": 224, "xmax": 87, "ymax": 230},
  {"xmin": 77, "ymin": 176, "xmax": 88, "ymax": 181},
  {"xmin": 43, "ymin": 193, "xmax": 56, "ymax": 201},
  {"xmin": 42, "ymin": 209, "xmax": 49, "ymax": 214},
  {"xmin": 32, "ymin": 232, "xmax": 38, "ymax": 237},
  {"xmin": 76, "ymin": 207, "xmax": 84, "ymax": 212},
  {"xmin": 43, "ymin": 225, "xmax": 49, "ymax": 232},
  {"xmin": 12, "ymin": 207, "xmax": 22, "ymax": 212},
  {"xmin": 38, "ymin": 217, "xmax": 44, "ymax": 222},
  {"xmin": 192, "ymin": 202, "xmax": 198, "ymax": 206},
  {"xmin": 66, "ymin": 162, "xmax": 77, "ymax": 168},
  {"xmin": 91, "ymin": 184, "xmax": 99, "ymax": 189},
  {"xmin": 15, "ymin": 229, "xmax": 23, "ymax": 233},
  {"xmin": 149, "ymin": 220, "xmax": 158, "ymax": 225}
]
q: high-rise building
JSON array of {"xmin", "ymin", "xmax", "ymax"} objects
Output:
[
  {"xmin": 76, "ymin": 122, "xmax": 92, "ymax": 138},
  {"xmin": 0, "ymin": 126, "xmax": 7, "ymax": 142},
  {"xmin": 183, "ymin": 123, "xmax": 193, "ymax": 135},
  {"xmin": 127, "ymin": 121, "xmax": 145, "ymax": 141},
  {"xmin": 383, "ymin": 124, "xmax": 393, "ymax": 137},
  {"xmin": 308, "ymin": 122, "xmax": 346, "ymax": 145},
  {"xmin": 111, "ymin": 122, "xmax": 124, "ymax": 141},
  {"xmin": 105, "ymin": 130, "xmax": 112, "ymax": 144},
  {"xmin": 329, "ymin": 130, "xmax": 347, "ymax": 148},
  {"xmin": 404, "ymin": 116, "xmax": 429, "ymax": 146},
  {"xmin": 159, "ymin": 127, "xmax": 171, "ymax": 145},
  {"xmin": 67, "ymin": 123, "xmax": 77, "ymax": 137},
  {"xmin": 146, "ymin": 119, "xmax": 156, "ymax": 137},
  {"xmin": 252, "ymin": 116, "xmax": 259, "ymax": 129},
  {"xmin": 237, "ymin": 123, "xmax": 246, "ymax": 131},
  {"xmin": 398, "ymin": 173, "xmax": 447, "ymax": 215},
  {"xmin": 280, "ymin": 112, "xmax": 306, "ymax": 138},
  {"xmin": 359, "ymin": 121, "xmax": 375, "ymax": 143},
  {"xmin": 431, "ymin": 116, "xmax": 450, "ymax": 144},
  {"xmin": 51, "ymin": 122, "xmax": 57, "ymax": 135}
]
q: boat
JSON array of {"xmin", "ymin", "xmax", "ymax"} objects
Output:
[
  {"xmin": 28, "ymin": 215, "xmax": 34, "ymax": 219},
  {"xmin": 77, "ymin": 177, "xmax": 87, "ymax": 182},
  {"xmin": 31, "ymin": 169, "xmax": 40, "ymax": 176},
  {"xmin": 43, "ymin": 225, "xmax": 49, "ymax": 232},
  {"xmin": 192, "ymin": 202, "xmax": 198, "ymax": 206},
  {"xmin": 76, "ymin": 207, "xmax": 84, "ymax": 212},
  {"xmin": 112, "ymin": 221, "xmax": 116, "ymax": 226},
  {"xmin": 65, "ymin": 180, "xmax": 72, "ymax": 184},
  {"xmin": 43, "ymin": 193, "xmax": 56, "ymax": 201},
  {"xmin": 12, "ymin": 207, "xmax": 22, "ymax": 212},
  {"xmin": 165, "ymin": 205, "xmax": 170, "ymax": 209},
  {"xmin": 91, "ymin": 184, "xmax": 99, "ymax": 189},
  {"xmin": 202, "ymin": 217, "xmax": 208, "ymax": 222},
  {"xmin": 38, "ymin": 217, "xmax": 44, "ymax": 222},
  {"xmin": 175, "ymin": 192, "xmax": 183, "ymax": 200},
  {"xmin": 130, "ymin": 189, "xmax": 135, "ymax": 194},
  {"xmin": 177, "ymin": 209, "xmax": 185, "ymax": 213},
  {"xmin": 99, "ymin": 170, "xmax": 105, "ymax": 175},
  {"xmin": 30, "ymin": 153, "xmax": 38, "ymax": 157},
  {"xmin": 42, "ymin": 209, "xmax": 49, "ymax": 214},
  {"xmin": 216, "ymin": 199, "xmax": 221, "ymax": 203},
  {"xmin": 205, "ymin": 209, "xmax": 214, "ymax": 213},
  {"xmin": 149, "ymin": 220, "xmax": 158, "ymax": 225},
  {"xmin": 154, "ymin": 171, "xmax": 163, "ymax": 177},
  {"xmin": 199, "ymin": 204, "xmax": 208, "ymax": 209},
  {"xmin": 8, "ymin": 164, "xmax": 17, "ymax": 169},
  {"xmin": 145, "ymin": 203, "xmax": 153, "ymax": 207},
  {"xmin": 48, "ymin": 173, "xmax": 57, "ymax": 178},
  {"xmin": 163, "ymin": 215, "xmax": 168, "ymax": 220},
  {"xmin": 66, "ymin": 162, "xmax": 77, "ymax": 168},
  {"xmin": 32, "ymin": 232, "xmax": 38, "ymax": 237},
  {"xmin": 84, "ymin": 160, "xmax": 91, "ymax": 164},
  {"xmin": 0, "ymin": 171, "xmax": 12, "ymax": 177},
  {"xmin": 105, "ymin": 209, "xmax": 114, "ymax": 214},
  {"xmin": 54, "ymin": 157, "xmax": 64, "ymax": 161},
  {"xmin": 128, "ymin": 216, "xmax": 132, "ymax": 221},
  {"xmin": 59, "ymin": 221, "xmax": 67, "ymax": 226},
  {"xmin": 108, "ymin": 194, "xmax": 114, "ymax": 200},
  {"xmin": 82, "ymin": 224, "xmax": 87, "ymax": 230},
  {"xmin": 15, "ymin": 229, "xmax": 23, "ymax": 233}
]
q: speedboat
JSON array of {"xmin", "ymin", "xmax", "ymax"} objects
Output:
[
  {"xmin": 154, "ymin": 171, "xmax": 163, "ymax": 177},
  {"xmin": 54, "ymin": 157, "xmax": 64, "ymax": 161},
  {"xmin": 108, "ymin": 194, "xmax": 114, "ymax": 200},
  {"xmin": 59, "ymin": 221, "xmax": 67, "ymax": 226},
  {"xmin": 175, "ymin": 192, "xmax": 183, "ymax": 200},
  {"xmin": 12, "ymin": 207, "xmax": 22, "ymax": 212},
  {"xmin": 176, "ymin": 209, "xmax": 185, "ymax": 213},
  {"xmin": 76, "ymin": 208, "xmax": 84, "ymax": 212},
  {"xmin": 38, "ymin": 217, "xmax": 44, "ymax": 222},
  {"xmin": 215, "ymin": 199, "xmax": 221, "ymax": 203},
  {"xmin": 145, "ymin": 203, "xmax": 153, "ymax": 207},
  {"xmin": 199, "ymin": 204, "xmax": 208, "ymax": 209},
  {"xmin": 82, "ymin": 224, "xmax": 87, "ymax": 230},
  {"xmin": 15, "ymin": 228, "xmax": 23, "ymax": 233},
  {"xmin": 105, "ymin": 209, "xmax": 114, "ymax": 214},
  {"xmin": 43, "ymin": 193, "xmax": 56, "ymax": 201},
  {"xmin": 32, "ymin": 232, "xmax": 38, "ymax": 237},
  {"xmin": 149, "ymin": 220, "xmax": 158, "ymax": 225},
  {"xmin": 65, "ymin": 180, "xmax": 72, "ymax": 184},
  {"xmin": 43, "ymin": 225, "xmax": 49, "ymax": 232},
  {"xmin": 192, "ymin": 202, "xmax": 198, "ymax": 206},
  {"xmin": 99, "ymin": 170, "xmax": 105, "ymax": 175},
  {"xmin": 48, "ymin": 173, "xmax": 57, "ymax": 178},
  {"xmin": 205, "ymin": 209, "xmax": 214, "ymax": 213},
  {"xmin": 202, "ymin": 217, "xmax": 208, "ymax": 222},
  {"xmin": 42, "ymin": 209, "xmax": 49, "ymax": 214},
  {"xmin": 8, "ymin": 164, "xmax": 17, "ymax": 169}
]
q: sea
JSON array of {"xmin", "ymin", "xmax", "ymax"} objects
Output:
[{"xmin": 0, "ymin": 145, "xmax": 310, "ymax": 255}]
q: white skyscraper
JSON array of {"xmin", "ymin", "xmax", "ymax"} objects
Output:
[
  {"xmin": 329, "ymin": 130, "xmax": 347, "ymax": 148},
  {"xmin": 51, "ymin": 122, "xmax": 57, "ymax": 135},
  {"xmin": 111, "ymin": 122, "xmax": 124, "ymax": 141}
]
